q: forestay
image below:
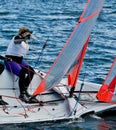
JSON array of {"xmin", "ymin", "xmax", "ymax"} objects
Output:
[{"xmin": 33, "ymin": 0, "xmax": 105, "ymax": 95}]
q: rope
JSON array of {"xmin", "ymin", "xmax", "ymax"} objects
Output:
[
  {"xmin": 5, "ymin": 62, "xmax": 28, "ymax": 117},
  {"xmin": 34, "ymin": 37, "xmax": 48, "ymax": 69},
  {"xmin": 68, "ymin": 61, "xmax": 87, "ymax": 116}
]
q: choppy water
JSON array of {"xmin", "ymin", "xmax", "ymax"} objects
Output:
[{"xmin": 0, "ymin": 0, "xmax": 116, "ymax": 129}]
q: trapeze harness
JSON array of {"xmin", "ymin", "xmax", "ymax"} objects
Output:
[{"xmin": 5, "ymin": 37, "xmax": 35, "ymax": 95}]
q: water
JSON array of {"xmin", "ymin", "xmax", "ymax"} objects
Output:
[{"xmin": 0, "ymin": 0, "xmax": 116, "ymax": 129}]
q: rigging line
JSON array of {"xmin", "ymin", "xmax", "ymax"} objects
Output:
[
  {"xmin": 41, "ymin": 1, "xmax": 65, "ymax": 76},
  {"xmin": 52, "ymin": 84, "xmax": 73, "ymax": 115},
  {"xmin": 34, "ymin": 0, "xmax": 62, "ymax": 69},
  {"xmin": 7, "ymin": 63, "xmax": 28, "ymax": 117},
  {"xmin": 34, "ymin": 37, "xmax": 49, "ymax": 69},
  {"xmin": 69, "ymin": 48, "xmax": 88, "ymax": 115},
  {"xmin": 70, "ymin": 39, "xmax": 95, "ymax": 114},
  {"xmin": 17, "ymin": 61, "xmax": 38, "ymax": 94},
  {"xmin": 2, "ymin": 105, "xmax": 9, "ymax": 114},
  {"xmin": 53, "ymin": 85, "xmax": 68, "ymax": 100},
  {"xmin": 0, "ymin": 94, "xmax": 23, "ymax": 99},
  {"xmin": 69, "ymin": 67, "xmax": 87, "ymax": 116}
]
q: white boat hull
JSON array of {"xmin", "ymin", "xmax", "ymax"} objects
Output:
[{"xmin": 0, "ymin": 69, "xmax": 115, "ymax": 124}]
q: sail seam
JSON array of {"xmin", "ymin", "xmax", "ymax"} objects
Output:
[{"xmin": 79, "ymin": 9, "xmax": 101, "ymax": 23}]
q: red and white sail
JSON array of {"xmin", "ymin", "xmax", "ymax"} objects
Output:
[
  {"xmin": 33, "ymin": 0, "xmax": 105, "ymax": 96},
  {"xmin": 97, "ymin": 57, "xmax": 116, "ymax": 104}
]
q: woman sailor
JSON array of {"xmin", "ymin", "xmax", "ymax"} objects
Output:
[{"xmin": 5, "ymin": 27, "xmax": 38, "ymax": 103}]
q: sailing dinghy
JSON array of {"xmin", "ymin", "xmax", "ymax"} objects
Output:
[{"xmin": 0, "ymin": 0, "xmax": 116, "ymax": 124}]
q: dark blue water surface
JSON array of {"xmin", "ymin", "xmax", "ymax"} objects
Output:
[{"xmin": 0, "ymin": 0, "xmax": 116, "ymax": 129}]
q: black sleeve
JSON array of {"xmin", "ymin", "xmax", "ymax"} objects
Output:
[
  {"xmin": 14, "ymin": 35, "xmax": 22, "ymax": 44},
  {"xmin": 0, "ymin": 55, "xmax": 11, "ymax": 61},
  {"xmin": 0, "ymin": 55, "xmax": 5, "ymax": 60}
]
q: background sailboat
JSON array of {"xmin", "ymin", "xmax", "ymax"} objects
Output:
[{"xmin": 97, "ymin": 57, "xmax": 116, "ymax": 103}]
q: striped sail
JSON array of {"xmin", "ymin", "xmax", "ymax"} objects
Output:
[
  {"xmin": 33, "ymin": 0, "xmax": 105, "ymax": 95},
  {"xmin": 97, "ymin": 57, "xmax": 116, "ymax": 104}
]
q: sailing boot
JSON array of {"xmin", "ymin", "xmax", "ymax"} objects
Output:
[
  {"xmin": 0, "ymin": 96, "xmax": 8, "ymax": 105},
  {"xmin": 24, "ymin": 89, "xmax": 39, "ymax": 103},
  {"xmin": 19, "ymin": 90, "xmax": 39, "ymax": 103},
  {"xmin": 19, "ymin": 78, "xmax": 39, "ymax": 103},
  {"xmin": 19, "ymin": 91, "xmax": 30, "ymax": 103}
]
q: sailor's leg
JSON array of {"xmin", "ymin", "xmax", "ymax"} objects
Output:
[
  {"xmin": 24, "ymin": 66, "xmax": 35, "ymax": 87},
  {"xmin": 21, "ymin": 61, "xmax": 35, "ymax": 91},
  {"xmin": 19, "ymin": 61, "xmax": 38, "ymax": 103},
  {"xmin": 18, "ymin": 68, "xmax": 26, "ymax": 94},
  {"xmin": 18, "ymin": 68, "xmax": 38, "ymax": 103},
  {"xmin": 18, "ymin": 69, "xmax": 32, "ymax": 102},
  {"xmin": 5, "ymin": 61, "xmax": 21, "ymax": 76}
]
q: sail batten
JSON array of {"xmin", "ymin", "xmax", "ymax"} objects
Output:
[{"xmin": 33, "ymin": 0, "xmax": 105, "ymax": 96}]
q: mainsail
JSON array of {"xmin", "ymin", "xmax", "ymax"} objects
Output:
[
  {"xmin": 97, "ymin": 57, "xmax": 116, "ymax": 104},
  {"xmin": 33, "ymin": 0, "xmax": 105, "ymax": 96}
]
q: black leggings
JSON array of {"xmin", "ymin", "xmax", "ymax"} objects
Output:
[{"xmin": 18, "ymin": 66, "xmax": 35, "ymax": 94}]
